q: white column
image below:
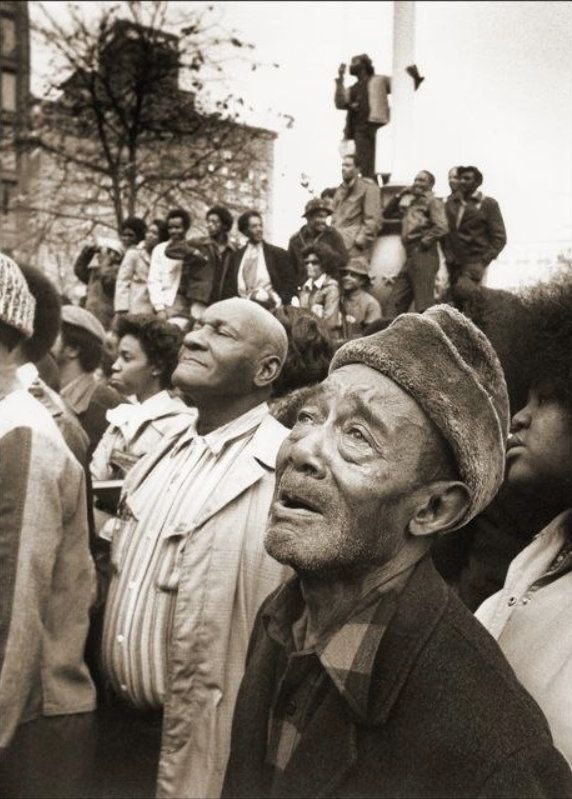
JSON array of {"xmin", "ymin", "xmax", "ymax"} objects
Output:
[{"xmin": 390, "ymin": 0, "xmax": 416, "ymax": 184}]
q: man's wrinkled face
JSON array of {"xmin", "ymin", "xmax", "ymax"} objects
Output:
[
  {"xmin": 168, "ymin": 216, "xmax": 186, "ymax": 242},
  {"xmin": 172, "ymin": 302, "xmax": 259, "ymax": 399},
  {"xmin": 507, "ymin": 386, "xmax": 572, "ymax": 503},
  {"xmin": 341, "ymin": 157, "xmax": 358, "ymax": 183},
  {"xmin": 265, "ymin": 365, "xmax": 436, "ymax": 575}
]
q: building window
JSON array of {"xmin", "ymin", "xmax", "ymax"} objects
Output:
[
  {"xmin": 0, "ymin": 15, "xmax": 16, "ymax": 57},
  {"xmin": 1, "ymin": 178, "xmax": 17, "ymax": 215},
  {"xmin": 1, "ymin": 69, "xmax": 17, "ymax": 111}
]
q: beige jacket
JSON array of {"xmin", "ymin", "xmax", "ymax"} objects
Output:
[
  {"xmin": 332, "ymin": 177, "xmax": 382, "ymax": 257},
  {"xmin": 119, "ymin": 412, "xmax": 291, "ymax": 798},
  {"xmin": 476, "ymin": 510, "xmax": 572, "ymax": 766},
  {"xmin": 0, "ymin": 389, "xmax": 95, "ymax": 750}
]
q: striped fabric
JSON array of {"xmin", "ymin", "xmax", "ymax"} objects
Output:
[
  {"xmin": 101, "ymin": 402, "xmax": 270, "ymax": 709},
  {"xmin": 263, "ymin": 566, "xmax": 415, "ymax": 778}
]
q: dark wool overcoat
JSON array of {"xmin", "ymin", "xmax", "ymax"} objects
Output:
[
  {"xmin": 222, "ymin": 556, "xmax": 572, "ymax": 799},
  {"xmin": 220, "ymin": 241, "xmax": 298, "ymax": 305}
]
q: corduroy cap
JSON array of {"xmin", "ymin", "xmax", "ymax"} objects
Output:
[
  {"xmin": 61, "ymin": 305, "xmax": 106, "ymax": 344},
  {"xmin": 330, "ymin": 305, "xmax": 510, "ymax": 528},
  {"xmin": 0, "ymin": 252, "xmax": 36, "ymax": 338}
]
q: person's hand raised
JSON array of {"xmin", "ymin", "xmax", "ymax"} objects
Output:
[{"xmin": 338, "ymin": 63, "xmax": 346, "ymax": 78}]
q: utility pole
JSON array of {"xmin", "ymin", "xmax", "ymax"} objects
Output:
[
  {"xmin": 369, "ymin": 0, "xmax": 417, "ymax": 306},
  {"xmin": 390, "ymin": 0, "xmax": 416, "ymax": 184}
]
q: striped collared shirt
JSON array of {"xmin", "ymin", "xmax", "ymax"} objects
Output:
[{"xmin": 101, "ymin": 402, "xmax": 270, "ymax": 709}]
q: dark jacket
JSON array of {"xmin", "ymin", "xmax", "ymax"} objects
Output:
[
  {"xmin": 443, "ymin": 195, "xmax": 507, "ymax": 267},
  {"xmin": 288, "ymin": 225, "xmax": 349, "ymax": 287},
  {"xmin": 220, "ymin": 241, "xmax": 298, "ymax": 305},
  {"xmin": 223, "ymin": 556, "xmax": 572, "ymax": 799},
  {"xmin": 164, "ymin": 239, "xmax": 215, "ymax": 306},
  {"xmin": 192, "ymin": 236, "xmax": 236, "ymax": 304}
]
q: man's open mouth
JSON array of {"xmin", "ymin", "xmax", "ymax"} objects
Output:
[{"xmin": 277, "ymin": 489, "xmax": 322, "ymax": 514}]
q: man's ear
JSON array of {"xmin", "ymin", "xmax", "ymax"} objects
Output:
[
  {"xmin": 408, "ymin": 481, "xmax": 471, "ymax": 537},
  {"xmin": 253, "ymin": 355, "xmax": 282, "ymax": 389}
]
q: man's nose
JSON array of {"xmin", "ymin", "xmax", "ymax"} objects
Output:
[
  {"xmin": 111, "ymin": 358, "xmax": 121, "ymax": 373},
  {"xmin": 182, "ymin": 328, "xmax": 208, "ymax": 352},
  {"xmin": 287, "ymin": 428, "xmax": 327, "ymax": 479}
]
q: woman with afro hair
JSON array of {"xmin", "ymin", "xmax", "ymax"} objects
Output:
[{"xmin": 476, "ymin": 273, "xmax": 572, "ymax": 766}]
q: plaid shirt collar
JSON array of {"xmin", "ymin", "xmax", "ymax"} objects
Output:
[{"xmin": 263, "ymin": 552, "xmax": 424, "ymax": 722}]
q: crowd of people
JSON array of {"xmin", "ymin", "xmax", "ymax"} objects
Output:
[
  {"xmin": 0, "ymin": 147, "xmax": 571, "ymax": 799},
  {"xmin": 71, "ymin": 156, "xmax": 506, "ymax": 347}
]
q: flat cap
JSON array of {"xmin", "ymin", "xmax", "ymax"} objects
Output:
[{"xmin": 61, "ymin": 305, "xmax": 106, "ymax": 343}]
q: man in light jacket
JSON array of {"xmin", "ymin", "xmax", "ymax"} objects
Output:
[
  {"xmin": 97, "ymin": 298, "xmax": 291, "ymax": 799},
  {"xmin": 331, "ymin": 154, "xmax": 382, "ymax": 262}
]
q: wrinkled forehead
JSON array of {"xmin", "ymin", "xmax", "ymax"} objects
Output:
[{"xmin": 311, "ymin": 365, "xmax": 429, "ymax": 428}]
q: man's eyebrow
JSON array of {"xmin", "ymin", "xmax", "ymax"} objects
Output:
[
  {"xmin": 346, "ymin": 393, "xmax": 389, "ymax": 434},
  {"xmin": 204, "ymin": 317, "xmax": 239, "ymax": 336},
  {"xmin": 301, "ymin": 384, "xmax": 389, "ymax": 433}
]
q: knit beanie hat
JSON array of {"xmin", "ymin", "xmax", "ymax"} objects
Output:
[
  {"xmin": 330, "ymin": 305, "xmax": 510, "ymax": 528},
  {"xmin": 0, "ymin": 252, "xmax": 36, "ymax": 339}
]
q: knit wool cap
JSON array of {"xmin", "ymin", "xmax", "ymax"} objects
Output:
[
  {"xmin": 0, "ymin": 252, "xmax": 36, "ymax": 338},
  {"xmin": 61, "ymin": 305, "xmax": 106, "ymax": 344},
  {"xmin": 330, "ymin": 305, "xmax": 510, "ymax": 528}
]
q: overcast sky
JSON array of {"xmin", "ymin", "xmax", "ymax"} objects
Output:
[{"xmin": 31, "ymin": 1, "xmax": 572, "ymax": 288}]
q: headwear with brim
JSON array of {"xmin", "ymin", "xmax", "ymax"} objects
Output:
[
  {"xmin": 303, "ymin": 197, "xmax": 332, "ymax": 218},
  {"xmin": 61, "ymin": 305, "xmax": 106, "ymax": 344},
  {"xmin": 342, "ymin": 256, "xmax": 371, "ymax": 283},
  {"xmin": 329, "ymin": 305, "xmax": 509, "ymax": 529},
  {"xmin": 0, "ymin": 252, "xmax": 36, "ymax": 338}
]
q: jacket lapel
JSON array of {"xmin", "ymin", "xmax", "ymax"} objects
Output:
[{"xmin": 193, "ymin": 415, "xmax": 285, "ymax": 529}]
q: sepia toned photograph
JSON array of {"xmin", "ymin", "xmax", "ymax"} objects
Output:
[{"xmin": 0, "ymin": 1, "xmax": 571, "ymax": 797}]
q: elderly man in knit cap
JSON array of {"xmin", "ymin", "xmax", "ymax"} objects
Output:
[
  {"xmin": 0, "ymin": 253, "xmax": 96, "ymax": 798},
  {"xmin": 222, "ymin": 306, "xmax": 572, "ymax": 799}
]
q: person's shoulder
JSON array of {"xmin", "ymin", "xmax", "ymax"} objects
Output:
[
  {"xmin": 264, "ymin": 240, "xmax": 288, "ymax": 257},
  {"xmin": 416, "ymin": 590, "xmax": 553, "ymax": 739},
  {"xmin": 481, "ymin": 195, "xmax": 501, "ymax": 210},
  {"xmin": 0, "ymin": 389, "xmax": 62, "ymax": 441}
]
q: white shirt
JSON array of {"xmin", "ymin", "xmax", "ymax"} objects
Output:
[
  {"xmin": 148, "ymin": 241, "xmax": 183, "ymax": 312},
  {"xmin": 237, "ymin": 242, "xmax": 273, "ymax": 297}
]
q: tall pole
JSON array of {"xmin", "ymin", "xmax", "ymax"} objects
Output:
[{"xmin": 390, "ymin": 0, "xmax": 416, "ymax": 184}]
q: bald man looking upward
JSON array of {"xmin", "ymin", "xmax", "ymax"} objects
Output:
[{"xmin": 98, "ymin": 300, "xmax": 291, "ymax": 799}]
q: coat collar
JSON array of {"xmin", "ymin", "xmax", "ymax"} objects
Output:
[
  {"xmin": 122, "ymin": 407, "xmax": 287, "ymax": 527},
  {"xmin": 284, "ymin": 557, "xmax": 448, "ymax": 796}
]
